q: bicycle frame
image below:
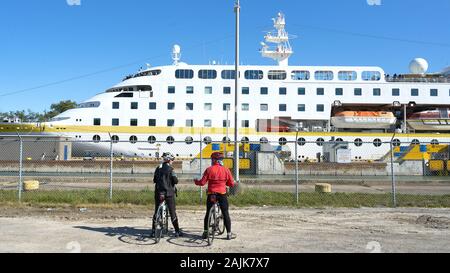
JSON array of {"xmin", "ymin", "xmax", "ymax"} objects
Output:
[{"xmin": 154, "ymin": 194, "xmax": 169, "ymax": 243}]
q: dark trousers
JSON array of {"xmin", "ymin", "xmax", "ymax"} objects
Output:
[
  {"xmin": 204, "ymin": 193, "xmax": 231, "ymax": 233},
  {"xmin": 152, "ymin": 194, "xmax": 179, "ymax": 232}
]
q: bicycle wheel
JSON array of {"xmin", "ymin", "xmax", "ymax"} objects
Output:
[
  {"xmin": 206, "ymin": 206, "xmax": 216, "ymax": 246},
  {"xmin": 163, "ymin": 206, "xmax": 169, "ymax": 235},
  {"xmin": 154, "ymin": 206, "xmax": 164, "ymax": 243},
  {"xmin": 216, "ymin": 208, "xmax": 225, "ymax": 235}
]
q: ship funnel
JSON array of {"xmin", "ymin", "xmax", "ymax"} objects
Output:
[{"xmin": 172, "ymin": 44, "xmax": 181, "ymax": 65}]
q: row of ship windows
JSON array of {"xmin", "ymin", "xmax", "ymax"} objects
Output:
[
  {"xmin": 90, "ymin": 134, "xmax": 440, "ymax": 147},
  {"xmin": 110, "ymin": 102, "xmax": 324, "ymax": 112},
  {"xmin": 175, "ymin": 69, "xmax": 381, "ymax": 81},
  {"xmin": 94, "ymin": 118, "xmax": 253, "ymax": 127},
  {"xmin": 166, "ymin": 86, "xmax": 445, "ymax": 97}
]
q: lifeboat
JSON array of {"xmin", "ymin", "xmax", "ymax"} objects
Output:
[
  {"xmin": 407, "ymin": 109, "xmax": 450, "ymax": 131},
  {"xmin": 331, "ymin": 111, "xmax": 397, "ymax": 129}
]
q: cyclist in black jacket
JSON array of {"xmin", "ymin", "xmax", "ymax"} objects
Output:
[{"xmin": 150, "ymin": 152, "xmax": 183, "ymax": 237}]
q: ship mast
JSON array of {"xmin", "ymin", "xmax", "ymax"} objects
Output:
[{"xmin": 260, "ymin": 12, "xmax": 293, "ymax": 66}]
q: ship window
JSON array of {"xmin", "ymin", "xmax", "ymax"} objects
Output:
[
  {"xmin": 298, "ymin": 104, "xmax": 305, "ymax": 112},
  {"xmin": 316, "ymin": 138, "xmax": 325, "ymax": 146},
  {"xmin": 316, "ymin": 104, "xmax": 325, "ymax": 112},
  {"xmin": 186, "ymin": 86, "xmax": 194, "ymax": 94},
  {"xmin": 205, "ymin": 86, "xmax": 213, "ymax": 94},
  {"xmin": 245, "ymin": 70, "xmax": 263, "ymax": 80},
  {"xmin": 430, "ymin": 89, "xmax": 438, "ymax": 96},
  {"xmin": 131, "ymin": 102, "xmax": 138, "ymax": 109},
  {"xmin": 291, "ymin": 70, "xmax": 310, "ymax": 80},
  {"xmin": 129, "ymin": 136, "xmax": 138, "ymax": 144},
  {"xmin": 148, "ymin": 119, "xmax": 156, "ymax": 127},
  {"xmin": 261, "ymin": 87, "xmax": 268, "ymax": 95},
  {"xmin": 204, "ymin": 103, "xmax": 212, "ymax": 111},
  {"xmin": 114, "ymin": 93, "xmax": 133, "ymax": 98},
  {"xmin": 204, "ymin": 120, "xmax": 212, "ymax": 127},
  {"xmin": 242, "ymin": 104, "xmax": 249, "ymax": 111},
  {"xmin": 111, "ymin": 135, "xmax": 119, "ymax": 143},
  {"xmin": 411, "ymin": 88, "xmax": 419, "ymax": 96},
  {"xmin": 93, "ymin": 118, "xmax": 101, "ymax": 126},
  {"xmin": 298, "ymin": 87, "xmax": 306, "ymax": 95},
  {"xmin": 199, "ymin": 70, "xmax": 217, "ymax": 79},
  {"xmin": 203, "ymin": 136, "xmax": 212, "ymax": 144},
  {"xmin": 133, "ymin": 70, "xmax": 161, "ymax": 78},
  {"xmin": 223, "ymin": 120, "xmax": 230, "ymax": 127},
  {"xmin": 431, "ymin": 139, "xmax": 439, "ymax": 145},
  {"xmin": 221, "ymin": 70, "xmax": 237, "ymax": 80},
  {"xmin": 167, "ymin": 119, "xmax": 175, "ymax": 127},
  {"xmin": 148, "ymin": 136, "xmax": 156, "ymax": 144},
  {"xmin": 186, "ymin": 120, "xmax": 193, "ymax": 127},
  {"xmin": 168, "ymin": 86, "xmax": 175, "ymax": 94},
  {"xmin": 186, "ymin": 103, "xmax": 194, "ymax": 111},
  {"xmin": 338, "ymin": 71, "xmax": 357, "ymax": 81},
  {"xmin": 335, "ymin": 88, "xmax": 343, "ymax": 96},
  {"xmin": 279, "ymin": 87, "xmax": 287, "ymax": 95},
  {"xmin": 279, "ymin": 104, "xmax": 287, "ymax": 112},
  {"xmin": 278, "ymin": 137, "xmax": 287, "ymax": 146},
  {"xmin": 93, "ymin": 135, "xmax": 101, "ymax": 143},
  {"xmin": 78, "ymin": 101, "xmax": 101, "ymax": 108},
  {"xmin": 185, "ymin": 136, "xmax": 193, "ymax": 144},
  {"xmin": 354, "ymin": 88, "xmax": 362, "ymax": 96},
  {"xmin": 373, "ymin": 88, "xmax": 381, "ymax": 96},
  {"xmin": 242, "ymin": 120, "xmax": 250, "ymax": 128},
  {"xmin": 242, "ymin": 137, "xmax": 250, "ymax": 144},
  {"xmin": 130, "ymin": 119, "xmax": 138, "ymax": 126},
  {"xmin": 223, "ymin": 136, "xmax": 231, "ymax": 143},
  {"xmin": 261, "ymin": 104, "xmax": 268, "ymax": 111},
  {"xmin": 175, "ymin": 69, "xmax": 194, "ymax": 79},
  {"xmin": 268, "ymin": 70, "xmax": 287, "ymax": 80},
  {"xmin": 392, "ymin": 88, "xmax": 400, "ymax": 96},
  {"xmin": 242, "ymin": 87, "xmax": 250, "ymax": 94},
  {"xmin": 336, "ymin": 138, "xmax": 344, "ymax": 142},
  {"xmin": 297, "ymin": 138, "xmax": 306, "ymax": 146},
  {"xmin": 314, "ymin": 71, "xmax": 334, "ymax": 81},
  {"xmin": 354, "ymin": 138, "xmax": 363, "ymax": 147},
  {"xmin": 362, "ymin": 71, "xmax": 381, "ymax": 81},
  {"xmin": 112, "ymin": 119, "xmax": 119, "ymax": 126},
  {"xmin": 373, "ymin": 139, "xmax": 382, "ymax": 147},
  {"xmin": 223, "ymin": 87, "xmax": 231, "ymax": 94},
  {"xmin": 137, "ymin": 85, "xmax": 152, "ymax": 91},
  {"xmin": 411, "ymin": 139, "xmax": 420, "ymax": 145},
  {"xmin": 317, "ymin": 88, "xmax": 324, "ymax": 95},
  {"xmin": 260, "ymin": 137, "xmax": 269, "ymax": 144},
  {"xmin": 168, "ymin": 103, "xmax": 175, "ymax": 110},
  {"xmin": 166, "ymin": 136, "xmax": 175, "ymax": 144},
  {"xmin": 112, "ymin": 102, "xmax": 119, "ymax": 109},
  {"xmin": 149, "ymin": 102, "xmax": 156, "ymax": 110},
  {"xmin": 392, "ymin": 139, "xmax": 401, "ymax": 147},
  {"xmin": 223, "ymin": 103, "xmax": 230, "ymax": 111}
]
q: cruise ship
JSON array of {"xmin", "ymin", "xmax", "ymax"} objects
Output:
[{"xmin": 1, "ymin": 13, "xmax": 450, "ymax": 160}]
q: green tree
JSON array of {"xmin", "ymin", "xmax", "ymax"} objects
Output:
[
  {"xmin": 43, "ymin": 100, "xmax": 78, "ymax": 120},
  {"xmin": 0, "ymin": 100, "xmax": 77, "ymax": 122}
]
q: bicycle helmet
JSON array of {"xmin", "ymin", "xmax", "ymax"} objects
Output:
[{"xmin": 162, "ymin": 152, "xmax": 175, "ymax": 162}]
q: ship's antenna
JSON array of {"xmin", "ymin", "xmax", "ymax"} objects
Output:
[
  {"xmin": 260, "ymin": 12, "xmax": 293, "ymax": 66},
  {"xmin": 172, "ymin": 44, "xmax": 181, "ymax": 65}
]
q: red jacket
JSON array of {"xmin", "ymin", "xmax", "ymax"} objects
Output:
[{"xmin": 195, "ymin": 162, "xmax": 235, "ymax": 194}]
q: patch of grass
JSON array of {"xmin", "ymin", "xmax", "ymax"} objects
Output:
[{"xmin": 0, "ymin": 189, "xmax": 449, "ymax": 208}]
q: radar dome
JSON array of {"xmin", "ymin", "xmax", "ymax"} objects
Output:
[
  {"xmin": 173, "ymin": 44, "xmax": 181, "ymax": 54},
  {"xmin": 409, "ymin": 58, "xmax": 429, "ymax": 74}
]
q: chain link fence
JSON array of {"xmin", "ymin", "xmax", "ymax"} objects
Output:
[{"xmin": 1, "ymin": 135, "xmax": 449, "ymax": 207}]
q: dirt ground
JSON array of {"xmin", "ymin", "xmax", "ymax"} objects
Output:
[{"xmin": 0, "ymin": 206, "xmax": 449, "ymax": 253}]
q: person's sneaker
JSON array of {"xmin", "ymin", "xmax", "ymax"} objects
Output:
[
  {"xmin": 202, "ymin": 231, "xmax": 208, "ymax": 239},
  {"xmin": 175, "ymin": 230, "xmax": 183, "ymax": 237},
  {"xmin": 226, "ymin": 232, "xmax": 236, "ymax": 240}
]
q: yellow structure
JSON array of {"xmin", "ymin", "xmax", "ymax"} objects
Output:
[
  {"xmin": 429, "ymin": 160, "xmax": 445, "ymax": 171},
  {"xmin": 315, "ymin": 183, "xmax": 332, "ymax": 193},
  {"xmin": 23, "ymin": 180, "xmax": 39, "ymax": 191},
  {"xmin": 394, "ymin": 144, "xmax": 448, "ymax": 161},
  {"xmin": 196, "ymin": 143, "xmax": 252, "ymax": 170}
]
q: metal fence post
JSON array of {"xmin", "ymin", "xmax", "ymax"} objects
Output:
[
  {"xmin": 295, "ymin": 135, "xmax": 299, "ymax": 204},
  {"xmin": 199, "ymin": 133, "xmax": 203, "ymax": 203},
  {"xmin": 390, "ymin": 140, "xmax": 397, "ymax": 208},
  {"xmin": 17, "ymin": 134, "xmax": 23, "ymax": 202},
  {"xmin": 109, "ymin": 137, "xmax": 113, "ymax": 201}
]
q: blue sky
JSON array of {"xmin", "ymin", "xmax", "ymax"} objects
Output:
[{"xmin": 1, "ymin": 0, "xmax": 449, "ymax": 112}]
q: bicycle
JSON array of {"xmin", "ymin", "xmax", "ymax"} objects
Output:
[
  {"xmin": 154, "ymin": 194, "xmax": 169, "ymax": 243},
  {"xmin": 206, "ymin": 193, "xmax": 225, "ymax": 246}
]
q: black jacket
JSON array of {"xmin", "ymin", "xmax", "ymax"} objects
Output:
[{"xmin": 153, "ymin": 162, "xmax": 178, "ymax": 197}]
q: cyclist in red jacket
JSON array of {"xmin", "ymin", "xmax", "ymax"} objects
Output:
[{"xmin": 194, "ymin": 152, "xmax": 237, "ymax": 240}]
